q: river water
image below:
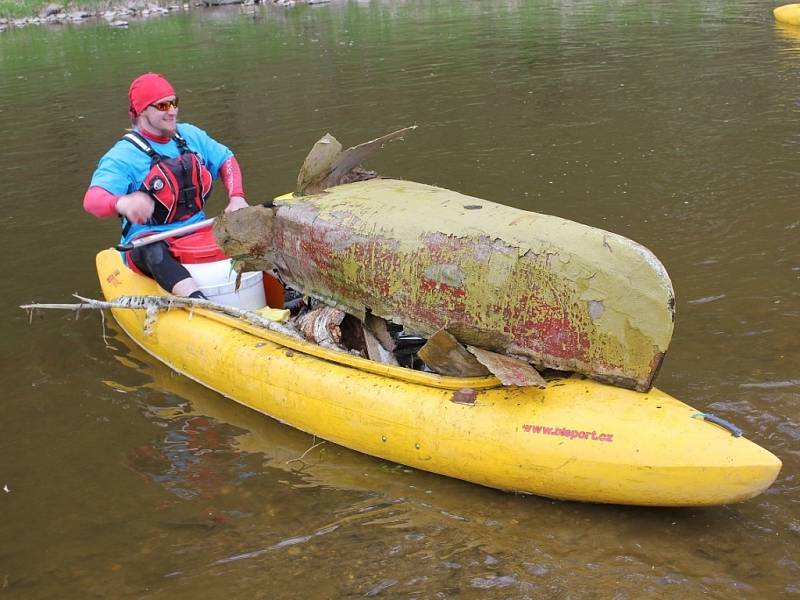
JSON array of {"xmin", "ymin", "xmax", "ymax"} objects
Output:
[{"xmin": 1, "ymin": 1, "xmax": 798, "ymax": 597}]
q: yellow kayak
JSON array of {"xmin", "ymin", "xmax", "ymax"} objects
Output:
[
  {"xmin": 775, "ymin": 4, "xmax": 800, "ymax": 25},
  {"xmin": 97, "ymin": 249, "xmax": 781, "ymax": 506}
]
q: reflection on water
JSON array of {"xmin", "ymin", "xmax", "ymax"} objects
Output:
[
  {"xmin": 2, "ymin": 0, "xmax": 799, "ymax": 598},
  {"xmin": 126, "ymin": 414, "xmax": 251, "ymax": 502}
]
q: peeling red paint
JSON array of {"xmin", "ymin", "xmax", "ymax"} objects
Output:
[
  {"xmin": 281, "ymin": 216, "xmax": 595, "ymax": 364},
  {"xmin": 218, "ymin": 180, "xmax": 675, "ymax": 391}
]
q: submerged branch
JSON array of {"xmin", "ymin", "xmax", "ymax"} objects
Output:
[{"xmin": 286, "ymin": 437, "xmax": 326, "ymax": 467}]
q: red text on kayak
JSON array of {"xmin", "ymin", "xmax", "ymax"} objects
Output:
[{"xmin": 522, "ymin": 424, "xmax": 614, "ymax": 443}]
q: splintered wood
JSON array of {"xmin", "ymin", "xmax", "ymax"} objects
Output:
[
  {"xmin": 295, "ymin": 305, "xmax": 398, "ymax": 365},
  {"xmin": 296, "ymin": 126, "xmax": 417, "ymax": 196},
  {"xmin": 467, "ymin": 346, "xmax": 546, "ymax": 388},
  {"xmin": 419, "ymin": 330, "xmax": 489, "ymax": 377}
]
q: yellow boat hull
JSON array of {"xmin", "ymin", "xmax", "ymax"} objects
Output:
[
  {"xmin": 97, "ymin": 249, "xmax": 781, "ymax": 506},
  {"xmin": 775, "ymin": 4, "xmax": 800, "ymax": 25}
]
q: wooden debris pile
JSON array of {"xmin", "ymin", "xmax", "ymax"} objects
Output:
[{"xmin": 285, "ymin": 298, "xmax": 546, "ymax": 387}]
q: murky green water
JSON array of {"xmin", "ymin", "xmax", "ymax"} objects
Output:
[{"xmin": 1, "ymin": 1, "xmax": 798, "ymax": 597}]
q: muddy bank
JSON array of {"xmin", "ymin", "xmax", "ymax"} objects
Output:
[{"xmin": 0, "ymin": 0, "xmax": 331, "ymax": 32}]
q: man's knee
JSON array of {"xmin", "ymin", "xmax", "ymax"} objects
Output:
[
  {"xmin": 131, "ymin": 241, "xmax": 191, "ymax": 291},
  {"xmin": 134, "ymin": 242, "xmax": 169, "ymax": 270}
]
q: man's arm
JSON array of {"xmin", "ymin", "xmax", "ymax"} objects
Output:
[
  {"xmin": 83, "ymin": 186, "xmax": 119, "ymax": 218},
  {"xmin": 86, "ymin": 144, "xmax": 155, "ymax": 224},
  {"xmin": 83, "ymin": 186, "xmax": 154, "ymax": 224},
  {"xmin": 177, "ymin": 123, "xmax": 250, "ymax": 213},
  {"xmin": 220, "ymin": 156, "xmax": 249, "ymax": 213}
]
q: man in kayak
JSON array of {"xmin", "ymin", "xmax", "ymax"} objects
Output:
[{"xmin": 83, "ymin": 72, "xmax": 249, "ymax": 298}]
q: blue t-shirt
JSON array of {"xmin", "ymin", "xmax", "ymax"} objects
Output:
[{"xmin": 90, "ymin": 122, "xmax": 234, "ymax": 196}]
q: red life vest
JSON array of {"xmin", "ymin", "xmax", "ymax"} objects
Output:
[{"xmin": 121, "ymin": 131, "xmax": 213, "ymax": 231}]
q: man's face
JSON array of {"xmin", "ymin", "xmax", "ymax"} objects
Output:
[{"xmin": 138, "ymin": 95, "xmax": 178, "ymax": 136}]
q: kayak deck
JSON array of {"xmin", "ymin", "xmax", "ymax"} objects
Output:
[{"xmin": 97, "ymin": 249, "xmax": 781, "ymax": 506}]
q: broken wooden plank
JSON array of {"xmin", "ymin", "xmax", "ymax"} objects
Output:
[
  {"xmin": 296, "ymin": 133, "xmax": 342, "ymax": 195},
  {"xmin": 364, "ymin": 313, "xmax": 397, "ymax": 353},
  {"xmin": 361, "ymin": 325, "xmax": 399, "ymax": 366},
  {"xmin": 296, "ymin": 126, "xmax": 417, "ymax": 196},
  {"xmin": 418, "ymin": 329, "xmax": 490, "ymax": 377},
  {"xmin": 467, "ymin": 346, "xmax": 546, "ymax": 388},
  {"xmin": 338, "ymin": 313, "xmax": 399, "ymax": 365}
]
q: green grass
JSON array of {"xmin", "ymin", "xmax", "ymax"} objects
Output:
[{"xmin": 0, "ymin": 0, "xmax": 127, "ymax": 20}]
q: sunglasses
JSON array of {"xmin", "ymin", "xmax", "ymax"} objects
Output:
[{"xmin": 149, "ymin": 98, "xmax": 179, "ymax": 111}]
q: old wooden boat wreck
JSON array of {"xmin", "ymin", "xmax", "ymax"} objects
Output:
[
  {"xmin": 95, "ymin": 248, "xmax": 781, "ymax": 506},
  {"xmin": 215, "ymin": 179, "xmax": 675, "ymax": 392}
]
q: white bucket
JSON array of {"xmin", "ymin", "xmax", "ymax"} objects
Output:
[{"xmin": 183, "ymin": 259, "xmax": 266, "ymax": 310}]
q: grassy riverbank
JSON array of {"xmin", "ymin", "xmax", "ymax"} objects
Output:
[
  {"xmin": 1, "ymin": 0, "xmax": 297, "ymax": 24},
  {"xmin": 0, "ymin": 0, "xmax": 106, "ymax": 18}
]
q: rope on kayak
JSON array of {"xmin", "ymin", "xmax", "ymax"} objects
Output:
[
  {"xmin": 691, "ymin": 412, "xmax": 743, "ymax": 437},
  {"xmin": 21, "ymin": 294, "xmax": 305, "ymax": 341}
]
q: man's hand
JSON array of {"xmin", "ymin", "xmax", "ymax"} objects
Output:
[
  {"xmin": 224, "ymin": 196, "xmax": 249, "ymax": 213},
  {"xmin": 115, "ymin": 191, "xmax": 154, "ymax": 224}
]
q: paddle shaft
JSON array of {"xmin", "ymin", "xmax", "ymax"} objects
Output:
[{"xmin": 115, "ymin": 218, "xmax": 215, "ymax": 252}]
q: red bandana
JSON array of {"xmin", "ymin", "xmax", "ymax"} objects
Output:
[{"xmin": 128, "ymin": 73, "xmax": 175, "ymax": 119}]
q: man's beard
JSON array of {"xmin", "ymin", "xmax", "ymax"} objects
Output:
[
  {"xmin": 139, "ymin": 114, "xmax": 177, "ymax": 137},
  {"xmin": 158, "ymin": 118, "xmax": 177, "ymax": 135}
]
